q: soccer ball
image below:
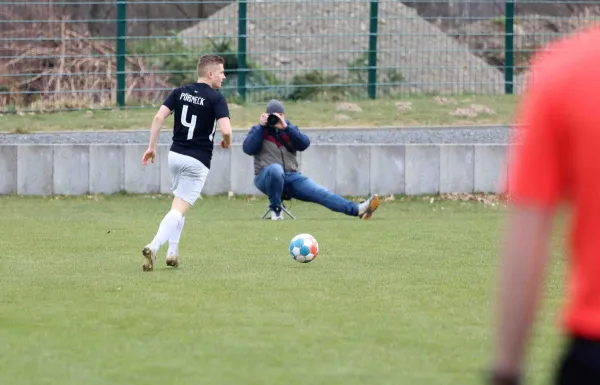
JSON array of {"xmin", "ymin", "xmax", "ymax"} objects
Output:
[{"xmin": 289, "ymin": 233, "xmax": 319, "ymax": 263}]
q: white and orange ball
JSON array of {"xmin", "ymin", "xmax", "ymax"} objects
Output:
[{"xmin": 289, "ymin": 233, "xmax": 319, "ymax": 263}]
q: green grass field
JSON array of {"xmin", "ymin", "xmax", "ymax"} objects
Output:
[
  {"xmin": 0, "ymin": 95, "xmax": 519, "ymax": 133},
  {"xmin": 0, "ymin": 194, "xmax": 567, "ymax": 385}
]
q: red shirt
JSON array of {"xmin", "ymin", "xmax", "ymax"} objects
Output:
[{"xmin": 509, "ymin": 24, "xmax": 600, "ymax": 339}]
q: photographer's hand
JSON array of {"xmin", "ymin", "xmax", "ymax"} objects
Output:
[
  {"xmin": 274, "ymin": 113, "xmax": 287, "ymax": 129},
  {"xmin": 259, "ymin": 113, "xmax": 268, "ymax": 127}
]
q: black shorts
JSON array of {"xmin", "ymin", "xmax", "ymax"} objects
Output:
[{"xmin": 555, "ymin": 336, "xmax": 600, "ymax": 385}]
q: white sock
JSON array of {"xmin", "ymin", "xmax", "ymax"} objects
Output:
[
  {"xmin": 150, "ymin": 210, "xmax": 183, "ymax": 252},
  {"xmin": 167, "ymin": 216, "xmax": 185, "ymax": 255}
]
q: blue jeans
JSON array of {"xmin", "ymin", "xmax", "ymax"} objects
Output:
[{"xmin": 254, "ymin": 164, "xmax": 359, "ymax": 216}]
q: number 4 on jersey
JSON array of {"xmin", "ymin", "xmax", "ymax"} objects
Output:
[
  {"xmin": 181, "ymin": 105, "xmax": 197, "ymax": 140},
  {"xmin": 181, "ymin": 105, "xmax": 217, "ymax": 143}
]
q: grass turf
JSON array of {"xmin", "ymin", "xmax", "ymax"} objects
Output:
[
  {"xmin": 0, "ymin": 95, "xmax": 519, "ymax": 133},
  {"xmin": 0, "ymin": 194, "xmax": 566, "ymax": 385}
]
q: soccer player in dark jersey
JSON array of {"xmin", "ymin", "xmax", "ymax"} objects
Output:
[{"xmin": 140, "ymin": 54, "xmax": 232, "ymax": 272}]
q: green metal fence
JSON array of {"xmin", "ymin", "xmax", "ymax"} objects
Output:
[{"xmin": 1, "ymin": 0, "xmax": 599, "ymax": 113}]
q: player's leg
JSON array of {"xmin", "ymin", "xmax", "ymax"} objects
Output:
[
  {"xmin": 285, "ymin": 173, "xmax": 380, "ymax": 219},
  {"xmin": 142, "ymin": 197, "xmax": 188, "ymax": 272},
  {"xmin": 166, "ymin": 215, "xmax": 185, "ymax": 265},
  {"xmin": 142, "ymin": 152, "xmax": 207, "ymax": 271},
  {"xmin": 164, "ymin": 153, "xmax": 208, "ymax": 267},
  {"xmin": 142, "ymin": 151, "xmax": 188, "ymax": 271},
  {"xmin": 254, "ymin": 163, "xmax": 285, "ymax": 219}
]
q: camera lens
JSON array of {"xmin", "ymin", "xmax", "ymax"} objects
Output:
[{"xmin": 267, "ymin": 114, "xmax": 279, "ymax": 126}]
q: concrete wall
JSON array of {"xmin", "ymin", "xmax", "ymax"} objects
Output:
[{"xmin": 0, "ymin": 143, "xmax": 511, "ymax": 196}]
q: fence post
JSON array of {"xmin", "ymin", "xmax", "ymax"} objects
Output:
[
  {"xmin": 504, "ymin": 0, "xmax": 514, "ymax": 94},
  {"xmin": 238, "ymin": 0, "xmax": 247, "ymax": 101},
  {"xmin": 116, "ymin": 0, "xmax": 127, "ymax": 108},
  {"xmin": 368, "ymin": 0, "xmax": 379, "ymax": 99}
]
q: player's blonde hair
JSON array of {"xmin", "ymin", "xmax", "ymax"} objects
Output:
[{"xmin": 197, "ymin": 54, "xmax": 225, "ymax": 78}]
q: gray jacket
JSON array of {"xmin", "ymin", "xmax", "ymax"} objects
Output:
[{"xmin": 242, "ymin": 120, "xmax": 311, "ymax": 175}]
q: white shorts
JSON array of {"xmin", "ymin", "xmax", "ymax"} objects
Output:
[{"xmin": 168, "ymin": 151, "xmax": 209, "ymax": 206}]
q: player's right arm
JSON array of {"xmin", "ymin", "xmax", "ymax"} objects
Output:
[
  {"xmin": 218, "ymin": 117, "xmax": 232, "ymax": 149},
  {"xmin": 213, "ymin": 93, "xmax": 232, "ymax": 149},
  {"xmin": 490, "ymin": 59, "xmax": 566, "ymax": 384}
]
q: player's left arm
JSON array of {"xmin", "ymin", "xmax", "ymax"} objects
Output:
[
  {"xmin": 490, "ymin": 70, "xmax": 566, "ymax": 385},
  {"xmin": 142, "ymin": 105, "xmax": 172, "ymax": 165},
  {"xmin": 143, "ymin": 89, "xmax": 177, "ymax": 165},
  {"xmin": 148, "ymin": 105, "xmax": 172, "ymax": 150}
]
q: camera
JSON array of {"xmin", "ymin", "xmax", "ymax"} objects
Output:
[{"xmin": 266, "ymin": 114, "xmax": 279, "ymax": 126}]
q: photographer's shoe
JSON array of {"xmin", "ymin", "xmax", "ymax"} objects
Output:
[
  {"xmin": 271, "ymin": 207, "xmax": 284, "ymax": 220},
  {"xmin": 358, "ymin": 194, "xmax": 380, "ymax": 220}
]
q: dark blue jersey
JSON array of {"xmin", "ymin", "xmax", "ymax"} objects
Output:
[{"xmin": 162, "ymin": 82, "xmax": 230, "ymax": 169}]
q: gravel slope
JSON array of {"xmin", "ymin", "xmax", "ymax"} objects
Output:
[
  {"xmin": 0, "ymin": 125, "xmax": 516, "ymax": 145},
  {"xmin": 179, "ymin": 0, "xmax": 505, "ymax": 94}
]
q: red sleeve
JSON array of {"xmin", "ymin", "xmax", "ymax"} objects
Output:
[{"xmin": 508, "ymin": 67, "xmax": 566, "ymax": 208}]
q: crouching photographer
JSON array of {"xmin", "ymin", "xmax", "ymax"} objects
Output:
[{"xmin": 242, "ymin": 99, "xmax": 380, "ymax": 220}]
